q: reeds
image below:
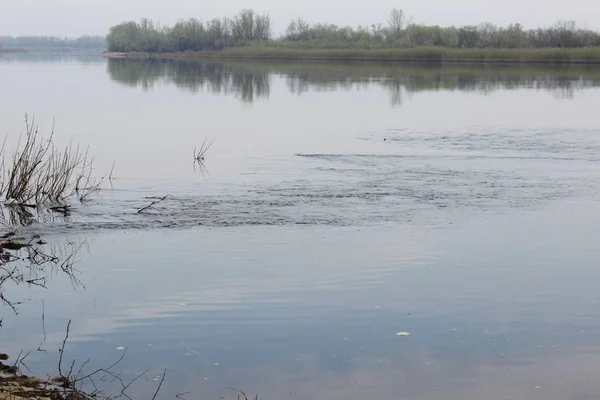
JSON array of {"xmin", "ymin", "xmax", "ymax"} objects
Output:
[
  {"xmin": 133, "ymin": 46, "xmax": 600, "ymax": 64},
  {"xmin": 193, "ymin": 139, "xmax": 212, "ymax": 176},
  {"xmin": 0, "ymin": 115, "xmax": 100, "ymax": 209},
  {"xmin": 194, "ymin": 139, "xmax": 213, "ymax": 161}
]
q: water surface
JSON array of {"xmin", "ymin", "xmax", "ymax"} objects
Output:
[{"xmin": 1, "ymin": 54, "xmax": 600, "ymax": 399}]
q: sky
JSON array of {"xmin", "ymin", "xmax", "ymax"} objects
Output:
[{"xmin": 1, "ymin": 0, "xmax": 600, "ymax": 37}]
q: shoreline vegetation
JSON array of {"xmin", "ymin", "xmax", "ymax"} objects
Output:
[
  {"xmin": 101, "ymin": 47, "xmax": 600, "ymax": 64},
  {"xmin": 0, "ymin": 35, "xmax": 105, "ymax": 52},
  {"xmin": 0, "ymin": 119, "xmax": 154, "ymax": 400},
  {"xmin": 0, "ymin": 116, "xmax": 101, "ymax": 211},
  {"xmin": 103, "ymin": 8, "xmax": 600, "ymax": 64}
]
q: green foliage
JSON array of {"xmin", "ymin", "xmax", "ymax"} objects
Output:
[
  {"xmin": 276, "ymin": 16, "xmax": 600, "ymax": 50},
  {"xmin": 107, "ymin": 9, "xmax": 272, "ymax": 52},
  {"xmin": 105, "ymin": 9, "xmax": 600, "ymax": 54},
  {"xmin": 154, "ymin": 46, "xmax": 600, "ymax": 64}
]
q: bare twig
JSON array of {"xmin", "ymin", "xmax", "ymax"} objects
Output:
[
  {"xmin": 193, "ymin": 139, "xmax": 213, "ymax": 161},
  {"xmin": 58, "ymin": 319, "xmax": 71, "ymax": 378},
  {"xmin": 151, "ymin": 369, "xmax": 167, "ymax": 400},
  {"xmin": 13, "ymin": 350, "xmax": 32, "ymax": 373},
  {"xmin": 38, "ymin": 298, "xmax": 47, "ymax": 352},
  {"xmin": 118, "ymin": 369, "xmax": 149, "ymax": 400},
  {"xmin": 227, "ymin": 387, "xmax": 250, "ymax": 400},
  {"xmin": 75, "ymin": 358, "xmax": 91, "ymax": 381},
  {"xmin": 137, "ymin": 195, "xmax": 168, "ymax": 214},
  {"xmin": 108, "ymin": 161, "xmax": 116, "ymax": 188},
  {"xmin": 70, "ymin": 348, "xmax": 128, "ymax": 384},
  {"xmin": 67, "ymin": 358, "xmax": 77, "ymax": 382}
]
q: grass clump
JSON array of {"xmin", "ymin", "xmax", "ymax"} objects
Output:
[{"xmin": 0, "ymin": 116, "xmax": 100, "ymax": 210}]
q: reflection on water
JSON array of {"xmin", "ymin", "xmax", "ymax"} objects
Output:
[
  {"xmin": 107, "ymin": 59, "xmax": 271, "ymax": 102},
  {"xmin": 107, "ymin": 58, "xmax": 600, "ymax": 105},
  {"xmin": 5, "ymin": 209, "xmax": 600, "ymax": 399},
  {"xmin": 0, "ymin": 51, "xmax": 103, "ymax": 64},
  {"xmin": 0, "ymin": 232, "xmax": 85, "ymax": 313},
  {"xmin": 0, "ymin": 205, "xmax": 72, "ymax": 226}
]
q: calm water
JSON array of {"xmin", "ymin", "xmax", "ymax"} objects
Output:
[{"xmin": 1, "ymin": 54, "xmax": 600, "ymax": 399}]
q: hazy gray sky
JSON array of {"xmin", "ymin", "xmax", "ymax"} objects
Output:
[{"xmin": 1, "ymin": 0, "xmax": 599, "ymax": 36}]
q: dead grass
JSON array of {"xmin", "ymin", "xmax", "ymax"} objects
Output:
[{"xmin": 1, "ymin": 116, "xmax": 102, "ymax": 210}]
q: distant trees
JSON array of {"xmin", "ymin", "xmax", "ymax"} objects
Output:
[
  {"xmin": 285, "ymin": 18, "xmax": 311, "ymax": 41},
  {"xmin": 107, "ymin": 9, "xmax": 272, "ymax": 52},
  {"xmin": 106, "ymin": 20, "xmax": 167, "ymax": 53},
  {"xmin": 279, "ymin": 10, "xmax": 600, "ymax": 49},
  {"xmin": 0, "ymin": 35, "xmax": 106, "ymax": 49},
  {"xmin": 105, "ymin": 9, "xmax": 600, "ymax": 53}
]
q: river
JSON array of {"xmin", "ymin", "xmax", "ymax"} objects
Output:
[{"xmin": 1, "ymin": 53, "xmax": 600, "ymax": 399}]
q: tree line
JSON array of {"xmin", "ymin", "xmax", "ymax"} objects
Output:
[
  {"xmin": 107, "ymin": 10, "xmax": 271, "ymax": 53},
  {"xmin": 106, "ymin": 8, "xmax": 600, "ymax": 53},
  {"xmin": 0, "ymin": 35, "xmax": 106, "ymax": 49}
]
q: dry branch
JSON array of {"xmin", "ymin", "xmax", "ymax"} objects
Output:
[
  {"xmin": 58, "ymin": 319, "xmax": 71, "ymax": 379},
  {"xmin": 151, "ymin": 369, "xmax": 167, "ymax": 400},
  {"xmin": 137, "ymin": 195, "xmax": 168, "ymax": 214}
]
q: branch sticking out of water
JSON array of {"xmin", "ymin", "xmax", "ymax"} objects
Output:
[
  {"xmin": 137, "ymin": 195, "xmax": 168, "ymax": 214},
  {"xmin": 227, "ymin": 386, "xmax": 258, "ymax": 400},
  {"xmin": 57, "ymin": 319, "xmax": 71, "ymax": 379},
  {"xmin": 194, "ymin": 139, "xmax": 213, "ymax": 161},
  {"xmin": 151, "ymin": 369, "xmax": 167, "ymax": 400}
]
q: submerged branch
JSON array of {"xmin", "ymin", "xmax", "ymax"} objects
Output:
[
  {"xmin": 137, "ymin": 195, "xmax": 169, "ymax": 214},
  {"xmin": 151, "ymin": 370, "xmax": 167, "ymax": 400}
]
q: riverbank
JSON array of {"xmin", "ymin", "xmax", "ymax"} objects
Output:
[
  {"xmin": 101, "ymin": 46, "xmax": 600, "ymax": 64},
  {"xmin": 1, "ymin": 354, "xmax": 88, "ymax": 400},
  {"xmin": 0, "ymin": 374, "xmax": 80, "ymax": 400}
]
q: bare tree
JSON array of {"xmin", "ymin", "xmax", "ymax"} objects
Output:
[
  {"xmin": 232, "ymin": 9, "xmax": 256, "ymax": 42},
  {"xmin": 388, "ymin": 8, "xmax": 406, "ymax": 38},
  {"xmin": 254, "ymin": 14, "xmax": 272, "ymax": 41}
]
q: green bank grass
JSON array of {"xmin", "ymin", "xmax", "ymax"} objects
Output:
[{"xmin": 104, "ymin": 46, "xmax": 600, "ymax": 64}]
